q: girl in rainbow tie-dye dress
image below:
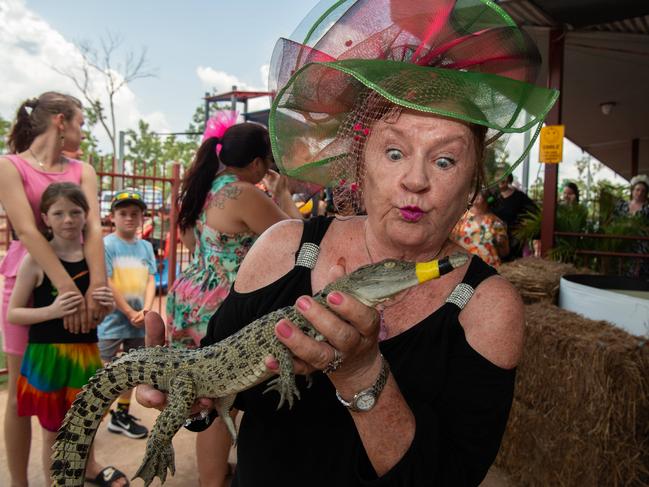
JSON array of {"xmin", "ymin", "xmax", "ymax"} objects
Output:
[{"xmin": 7, "ymin": 183, "xmax": 126, "ymax": 486}]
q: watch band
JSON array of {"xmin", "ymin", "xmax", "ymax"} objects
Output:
[{"xmin": 335, "ymin": 355, "xmax": 390, "ymax": 412}]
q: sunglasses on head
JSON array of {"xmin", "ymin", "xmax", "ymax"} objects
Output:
[{"xmin": 114, "ymin": 192, "xmax": 142, "ymax": 201}]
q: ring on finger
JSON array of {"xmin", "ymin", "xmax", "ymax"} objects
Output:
[{"xmin": 322, "ymin": 348, "xmax": 343, "ymax": 375}]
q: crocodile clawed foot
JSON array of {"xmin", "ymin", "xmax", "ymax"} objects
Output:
[
  {"xmin": 133, "ymin": 441, "xmax": 176, "ymax": 486},
  {"xmin": 263, "ymin": 376, "xmax": 300, "ymax": 409}
]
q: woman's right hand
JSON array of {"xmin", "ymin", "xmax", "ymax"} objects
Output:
[
  {"xmin": 135, "ymin": 384, "xmax": 168, "ymax": 411},
  {"xmin": 263, "ymin": 169, "xmax": 289, "ymax": 196},
  {"xmin": 50, "ymin": 290, "xmax": 85, "ymax": 321},
  {"xmin": 91, "ymin": 286, "xmax": 115, "ymax": 309},
  {"xmin": 135, "ymin": 385, "xmax": 215, "ymax": 414}
]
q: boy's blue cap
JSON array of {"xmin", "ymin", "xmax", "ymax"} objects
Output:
[{"xmin": 111, "ymin": 190, "xmax": 146, "ymax": 211}]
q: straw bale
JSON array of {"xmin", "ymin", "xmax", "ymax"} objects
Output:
[
  {"xmin": 496, "ymin": 302, "xmax": 649, "ymax": 486},
  {"xmin": 499, "ymin": 258, "xmax": 582, "ymax": 304}
]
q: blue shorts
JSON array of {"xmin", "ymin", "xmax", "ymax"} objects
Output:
[{"xmin": 98, "ymin": 337, "xmax": 145, "ymax": 362}]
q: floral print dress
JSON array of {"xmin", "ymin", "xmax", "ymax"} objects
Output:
[
  {"xmin": 166, "ymin": 174, "xmax": 256, "ymax": 348},
  {"xmin": 613, "ymin": 200, "xmax": 649, "ymax": 280},
  {"xmin": 453, "ymin": 212, "xmax": 508, "ymax": 267}
]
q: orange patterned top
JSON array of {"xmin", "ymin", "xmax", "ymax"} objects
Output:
[{"xmin": 452, "ymin": 212, "xmax": 508, "ymax": 267}]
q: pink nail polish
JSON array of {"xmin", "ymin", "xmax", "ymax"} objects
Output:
[
  {"xmin": 266, "ymin": 357, "xmax": 279, "ymax": 370},
  {"xmin": 296, "ymin": 297, "xmax": 311, "ymax": 311},
  {"xmin": 328, "ymin": 292, "xmax": 343, "ymax": 305},
  {"xmin": 277, "ymin": 321, "xmax": 293, "ymax": 338}
]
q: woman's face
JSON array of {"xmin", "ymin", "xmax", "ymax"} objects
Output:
[
  {"xmin": 562, "ymin": 186, "xmax": 577, "ymax": 205},
  {"xmin": 60, "ymin": 108, "xmax": 85, "ymax": 152},
  {"xmin": 251, "ymin": 154, "xmax": 272, "ymax": 183},
  {"xmin": 362, "ymin": 110, "xmax": 477, "ymax": 250},
  {"xmin": 632, "ymin": 182, "xmax": 648, "ymax": 203}
]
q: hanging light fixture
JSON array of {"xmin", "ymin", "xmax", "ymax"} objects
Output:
[{"xmin": 600, "ymin": 101, "xmax": 616, "ymax": 115}]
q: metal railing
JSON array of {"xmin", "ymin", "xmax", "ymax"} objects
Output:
[
  {"xmin": 553, "ymin": 230, "xmax": 649, "ymax": 275},
  {"xmin": 0, "ymin": 158, "xmax": 186, "ymax": 376}
]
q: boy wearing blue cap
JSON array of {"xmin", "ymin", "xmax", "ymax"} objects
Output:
[{"xmin": 98, "ymin": 190, "xmax": 156, "ymax": 439}]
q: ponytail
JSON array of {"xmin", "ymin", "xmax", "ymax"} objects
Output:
[
  {"xmin": 8, "ymin": 99, "xmax": 38, "ymax": 153},
  {"xmin": 177, "ymin": 137, "xmax": 221, "ymax": 232},
  {"xmin": 8, "ymin": 92, "xmax": 82, "ymax": 153}
]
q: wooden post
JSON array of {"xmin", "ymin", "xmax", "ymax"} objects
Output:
[
  {"xmin": 631, "ymin": 138, "xmax": 639, "ymax": 177},
  {"xmin": 204, "ymin": 92, "xmax": 210, "ymax": 128},
  {"xmin": 540, "ymin": 29, "xmax": 564, "ymax": 256}
]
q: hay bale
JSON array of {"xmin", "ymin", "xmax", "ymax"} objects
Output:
[
  {"xmin": 499, "ymin": 258, "xmax": 583, "ymax": 304},
  {"xmin": 496, "ymin": 302, "xmax": 649, "ymax": 486}
]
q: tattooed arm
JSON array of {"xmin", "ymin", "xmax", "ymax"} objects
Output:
[
  {"xmin": 204, "ymin": 181, "xmax": 295, "ymax": 237},
  {"xmin": 210, "ymin": 184, "xmax": 244, "ymax": 210}
]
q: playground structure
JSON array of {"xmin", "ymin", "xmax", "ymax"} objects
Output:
[{"xmin": 203, "ymin": 86, "xmax": 272, "ymax": 126}]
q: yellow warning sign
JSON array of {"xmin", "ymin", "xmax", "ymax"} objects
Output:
[{"xmin": 539, "ymin": 125, "xmax": 564, "ymax": 163}]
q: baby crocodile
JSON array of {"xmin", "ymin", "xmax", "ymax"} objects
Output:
[{"xmin": 51, "ymin": 253, "xmax": 468, "ymax": 486}]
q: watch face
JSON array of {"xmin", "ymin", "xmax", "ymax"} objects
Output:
[{"xmin": 355, "ymin": 392, "xmax": 376, "ymax": 411}]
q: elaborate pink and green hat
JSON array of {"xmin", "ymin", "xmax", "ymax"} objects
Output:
[{"xmin": 268, "ymin": 0, "xmax": 559, "ymax": 191}]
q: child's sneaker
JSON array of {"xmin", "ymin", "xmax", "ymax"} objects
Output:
[{"xmin": 107, "ymin": 410, "xmax": 148, "ymax": 439}]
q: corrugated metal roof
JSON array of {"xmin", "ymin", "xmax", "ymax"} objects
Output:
[
  {"xmin": 586, "ymin": 15, "xmax": 649, "ymax": 35},
  {"xmin": 499, "ymin": 0, "xmax": 557, "ymax": 28},
  {"xmin": 497, "ymin": 0, "xmax": 649, "ymax": 179},
  {"xmin": 499, "ymin": 0, "xmax": 649, "ymax": 34}
]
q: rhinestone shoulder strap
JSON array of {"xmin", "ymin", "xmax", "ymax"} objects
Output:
[
  {"xmin": 445, "ymin": 282, "xmax": 475, "ymax": 310},
  {"xmin": 295, "ymin": 242, "xmax": 320, "ymax": 269}
]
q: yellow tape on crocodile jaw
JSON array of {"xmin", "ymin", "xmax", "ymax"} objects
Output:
[{"xmin": 415, "ymin": 260, "xmax": 440, "ymax": 283}]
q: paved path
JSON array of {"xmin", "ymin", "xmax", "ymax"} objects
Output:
[
  {"xmin": 0, "ymin": 294, "xmax": 512, "ymax": 486},
  {"xmin": 0, "ymin": 384, "xmax": 512, "ymax": 487},
  {"xmin": 0, "ymin": 387, "xmax": 210, "ymax": 486}
]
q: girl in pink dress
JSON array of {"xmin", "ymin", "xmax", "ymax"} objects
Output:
[{"xmin": 0, "ymin": 92, "xmax": 113, "ymax": 486}]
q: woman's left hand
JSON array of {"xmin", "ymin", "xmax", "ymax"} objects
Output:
[
  {"xmin": 85, "ymin": 284, "xmax": 111, "ymax": 330},
  {"xmin": 267, "ymin": 286, "xmax": 383, "ymax": 394}
]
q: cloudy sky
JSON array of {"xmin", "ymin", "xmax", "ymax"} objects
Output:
[
  {"xmin": 0, "ymin": 0, "xmax": 309, "ymax": 139},
  {"xmin": 0, "ymin": 0, "xmax": 627, "ymax": 187}
]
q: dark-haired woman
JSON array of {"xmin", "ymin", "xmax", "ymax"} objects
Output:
[
  {"xmin": 167, "ymin": 123, "xmax": 299, "ymax": 347},
  {"xmin": 562, "ymin": 181, "xmax": 580, "ymax": 205},
  {"xmin": 0, "ymin": 92, "xmax": 108, "ymax": 486},
  {"xmin": 613, "ymin": 174, "xmax": 649, "ymax": 280},
  {"xmin": 165, "ymin": 122, "xmax": 299, "ymax": 487}
]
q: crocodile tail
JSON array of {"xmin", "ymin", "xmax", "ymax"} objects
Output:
[{"xmin": 50, "ymin": 358, "xmax": 138, "ymax": 486}]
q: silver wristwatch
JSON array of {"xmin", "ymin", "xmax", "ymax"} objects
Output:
[{"xmin": 335, "ymin": 355, "xmax": 390, "ymax": 412}]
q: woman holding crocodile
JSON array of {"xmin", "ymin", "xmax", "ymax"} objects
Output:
[{"xmin": 137, "ymin": 0, "xmax": 557, "ymax": 485}]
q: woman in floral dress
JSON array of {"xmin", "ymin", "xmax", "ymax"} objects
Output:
[
  {"xmin": 165, "ymin": 122, "xmax": 300, "ymax": 487},
  {"xmin": 613, "ymin": 174, "xmax": 649, "ymax": 280},
  {"xmin": 453, "ymin": 189, "xmax": 509, "ymax": 267},
  {"xmin": 167, "ymin": 122, "xmax": 299, "ymax": 346}
]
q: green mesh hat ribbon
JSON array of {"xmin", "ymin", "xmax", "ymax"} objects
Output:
[{"xmin": 268, "ymin": 0, "xmax": 559, "ymax": 188}]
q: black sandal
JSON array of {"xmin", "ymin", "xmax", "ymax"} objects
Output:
[{"xmin": 87, "ymin": 466, "xmax": 130, "ymax": 487}]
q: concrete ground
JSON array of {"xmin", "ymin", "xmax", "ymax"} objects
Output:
[
  {"xmin": 0, "ymin": 389, "xmax": 208, "ymax": 486},
  {"xmin": 0, "ymin": 295, "xmax": 513, "ymax": 487},
  {"xmin": 0, "ymin": 385, "xmax": 513, "ymax": 487}
]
